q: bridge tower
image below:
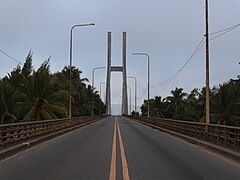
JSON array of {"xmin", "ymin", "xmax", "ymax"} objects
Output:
[{"xmin": 105, "ymin": 32, "xmax": 128, "ymax": 115}]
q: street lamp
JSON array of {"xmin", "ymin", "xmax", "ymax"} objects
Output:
[
  {"xmin": 127, "ymin": 76, "xmax": 137, "ymax": 114},
  {"xmin": 132, "ymin": 52, "xmax": 150, "ymax": 118},
  {"xmin": 127, "ymin": 87, "xmax": 132, "ymax": 114},
  {"xmin": 92, "ymin": 67, "xmax": 105, "ymax": 116},
  {"xmin": 99, "ymin": 82, "xmax": 106, "ymax": 116},
  {"xmin": 69, "ymin": 23, "xmax": 95, "ymax": 119}
]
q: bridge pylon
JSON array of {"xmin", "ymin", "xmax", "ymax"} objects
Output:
[{"xmin": 105, "ymin": 32, "xmax": 128, "ymax": 115}]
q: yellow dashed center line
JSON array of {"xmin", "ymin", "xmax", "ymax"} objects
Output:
[
  {"xmin": 109, "ymin": 118, "xmax": 117, "ymax": 180},
  {"xmin": 109, "ymin": 117, "xmax": 130, "ymax": 180},
  {"xmin": 117, "ymin": 118, "xmax": 130, "ymax": 180}
]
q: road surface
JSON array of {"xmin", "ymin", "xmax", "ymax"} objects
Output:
[{"xmin": 0, "ymin": 116, "xmax": 239, "ymax": 180}]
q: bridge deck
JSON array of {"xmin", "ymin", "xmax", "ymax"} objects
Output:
[{"xmin": 0, "ymin": 116, "xmax": 239, "ymax": 179}]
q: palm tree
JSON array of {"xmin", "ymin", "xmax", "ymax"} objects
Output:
[
  {"xmin": 0, "ymin": 52, "xmax": 106, "ymax": 123},
  {"xmin": 210, "ymin": 82, "xmax": 240, "ymax": 126},
  {"xmin": 57, "ymin": 66, "xmax": 90, "ymax": 116},
  {"xmin": 18, "ymin": 68, "xmax": 68, "ymax": 121},
  {"xmin": 0, "ymin": 80, "xmax": 18, "ymax": 123},
  {"xmin": 152, "ymin": 96, "xmax": 165, "ymax": 118},
  {"xmin": 166, "ymin": 87, "xmax": 187, "ymax": 119},
  {"xmin": 0, "ymin": 66, "xmax": 22, "ymax": 123},
  {"xmin": 184, "ymin": 88, "xmax": 201, "ymax": 122}
]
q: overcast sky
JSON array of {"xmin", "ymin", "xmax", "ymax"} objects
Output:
[{"xmin": 0, "ymin": 0, "xmax": 239, "ymax": 113}]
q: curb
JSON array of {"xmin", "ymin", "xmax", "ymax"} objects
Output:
[
  {"xmin": 132, "ymin": 119, "xmax": 240, "ymax": 164},
  {"xmin": 0, "ymin": 119, "xmax": 100, "ymax": 161}
]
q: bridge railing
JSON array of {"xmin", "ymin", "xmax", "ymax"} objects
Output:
[
  {"xmin": 128, "ymin": 116, "xmax": 240, "ymax": 146},
  {"xmin": 0, "ymin": 116, "xmax": 102, "ymax": 147}
]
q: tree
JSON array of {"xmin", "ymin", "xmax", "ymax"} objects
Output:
[
  {"xmin": 210, "ymin": 82, "xmax": 240, "ymax": 126},
  {"xmin": 38, "ymin": 57, "xmax": 51, "ymax": 73},
  {"xmin": 140, "ymin": 99, "xmax": 148, "ymax": 116},
  {"xmin": 0, "ymin": 80, "xmax": 18, "ymax": 123},
  {"xmin": 0, "ymin": 66, "xmax": 23, "ymax": 123},
  {"xmin": 184, "ymin": 88, "xmax": 200, "ymax": 122},
  {"xmin": 18, "ymin": 64, "xmax": 68, "ymax": 120},
  {"xmin": 21, "ymin": 51, "xmax": 33, "ymax": 79},
  {"xmin": 166, "ymin": 87, "xmax": 187, "ymax": 119},
  {"xmin": 138, "ymin": 79, "xmax": 240, "ymax": 126},
  {"xmin": 0, "ymin": 52, "xmax": 105, "ymax": 123},
  {"xmin": 152, "ymin": 96, "xmax": 165, "ymax": 118}
]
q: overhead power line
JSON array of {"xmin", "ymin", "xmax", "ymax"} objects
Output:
[
  {"xmin": 151, "ymin": 23, "xmax": 240, "ymax": 89},
  {"xmin": 0, "ymin": 49, "xmax": 23, "ymax": 65},
  {"xmin": 209, "ymin": 23, "xmax": 240, "ymax": 36},
  {"xmin": 151, "ymin": 36, "xmax": 205, "ymax": 88},
  {"xmin": 137, "ymin": 87, "xmax": 147, "ymax": 100},
  {"xmin": 210, "ymin": 23, "xmax": 240, "ymax": 41}
]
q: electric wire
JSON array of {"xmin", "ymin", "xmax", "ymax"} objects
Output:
[
  {"xmin": 151, "ymin": 36, "xmax": 205, "ymax": 88},
  {"xmin": 209, "ymin": 23, "xmax": 240, "ymax": 35},
  {"xmin": 0, "ymin": 49, "xmax": 23, "ymax": 65},
  {"xmin": 137, "ymin": 87, "xmax": 147, "ymax": 100},
  {"xmin": 151, "ymin": 23, "xmax": 240, "ymax": 89},
  {"xmin": 210, "ymin": 24, "xmax": 240, "ymax": 41}
]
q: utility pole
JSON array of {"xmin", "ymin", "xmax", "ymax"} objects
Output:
[{"xmin": 205, "ymin": 0, "xmax": 210, "ymax": 135}]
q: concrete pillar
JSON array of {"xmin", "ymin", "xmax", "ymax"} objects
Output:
[
  {"xmin": 122, "ymin": 32, "xmax": 128, "ymax": 115},
  {"xmin": 106, "ymin": 32, "xmax": 111, "ymax": 115},
  {"xmin": 105, "ymin": 32, "xmax": 128, "ymax": 115}
]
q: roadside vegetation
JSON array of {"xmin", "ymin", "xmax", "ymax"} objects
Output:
[
  {"xmin": 0, "ymin": 51, "xmax": 106, "ymax": 124},
  {"xmin": 2, "ymin": 52, "xmax": 239, "ymax": 127},
  {"xmin": 140, "ymin": 81, "xmax": 240, "ymax": 126}
]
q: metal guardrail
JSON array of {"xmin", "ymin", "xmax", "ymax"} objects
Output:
[
  {"xmin": 128, "ymin": 116, "xmax": 240, "ymax": 146},
  {"xmin": 0, "ymin": 116, "xmax": 102, "ymax": 147}
]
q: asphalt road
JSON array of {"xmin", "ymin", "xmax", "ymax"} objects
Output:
[{"xmin": 0, "ymin": 116, "xmax": 239, "ymax": 180}]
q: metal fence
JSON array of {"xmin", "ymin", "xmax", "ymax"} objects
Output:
[
  {"xmin": 0, "ymin": 116, "xmax": 102, "ymax": 147},
  {"xmin": 129, "ymin": 116, "xmax": 240, "ymax": 146}
]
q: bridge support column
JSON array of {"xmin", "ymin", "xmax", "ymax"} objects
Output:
[
  {"xmin": 106, "ymin": 32, "xmax": 111, "ymax": 115},
  {"xmin": 122, "ymin": 32, "xmax": 128, "ymax": 115},
  {"xmin": 105, "ymin": 32, "xmax": 128, "ymax": 115}
]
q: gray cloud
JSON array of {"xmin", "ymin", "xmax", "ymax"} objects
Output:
[{"xmin": 0, "ymin": 0, "xmax": 239, "ymax": 110}]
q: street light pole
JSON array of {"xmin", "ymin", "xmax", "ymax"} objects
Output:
[
  {"xmin": 127, "ymin": 76, "xmax": 137, "ymax": 114},
  {"xmin": 92, "ymin": 67, "xmax": 105, "ymax": 116},
  {"xmin": 205, "ymin": 0, "xmax": 210, "ymax": 134},
  {"xmin": 132, "ymin": 52, "xmax": 150, "ymax": 118},
  {"xmin": 69, "ymin": 23, "xmax": 95, "ymax": 119},
  {"xmin": 127, "ymin": 87, "xmax": 132, "ymax": 114}
]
